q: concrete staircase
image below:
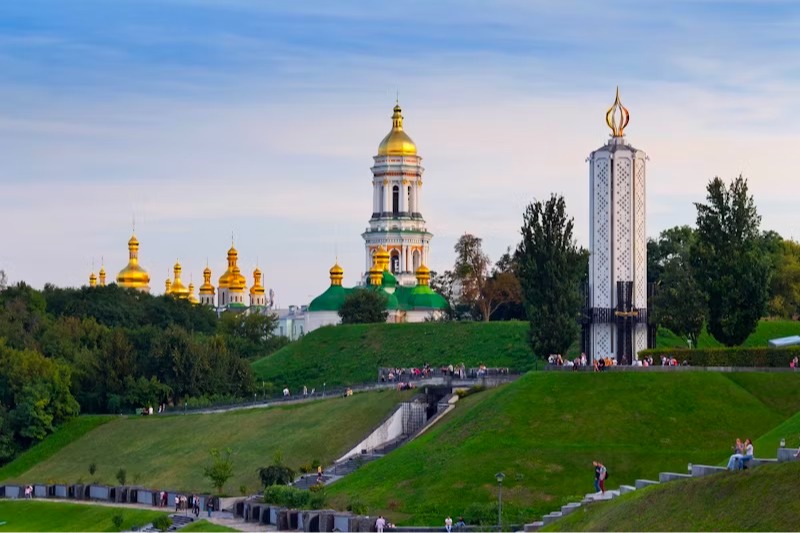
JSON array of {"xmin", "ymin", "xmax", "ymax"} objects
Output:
[{"xmin": 522, "ymin": 447, "xmax": 799, "ymax": 531}]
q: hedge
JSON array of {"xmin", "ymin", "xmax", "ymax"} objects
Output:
[{"xmin": 638, "ymin": 346, "xmax": 800, "ymax": 367}]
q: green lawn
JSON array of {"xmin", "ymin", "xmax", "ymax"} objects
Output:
[
  {"xmin": 252, "ymin": 321, "xmax": 534, "ymax": 391},
  {"xmin": 180, "ymin": 519, "xmax": 239, "ymax": 532},
  {"xmin": 7, "ymin": 390, "xmax": 409, "ymax": 493},
  {"xmin": 0, "ymin": 500, "xmax": 166, "ymax": 532},
  {"xmin": 544, "ymin": 461, "xmax": 800, "ymax": 532},
  {"xmin": 0, "ymin": 416, "xmax": 115, "ymax": 482},
  {"xmin": 253, "ymin": 320, "xmax": 800, "ymax": 391},
  {"xmin": 326, "ymin": 371, "xmax": 800, "ymax": 526}
]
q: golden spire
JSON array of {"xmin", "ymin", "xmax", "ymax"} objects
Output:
[
  {"xmin": 200, "ymin": 264, "xmax": 215, "ymax": 296},
  {"xmin": 329, "ymin": 262, "xmax": 344, "ymax": 286},
  {"xmin": 377, "ymin": 102, "xmax": 417, "ymax": 156},
  {"xmin": 415, "ymin": 264, "xmax": 431, "ymax": 286},
  {"xmin": 250, "ymin": 267, "xmax": 266, "ymax": 296},
  {"xmin": 169, "ymin": 261, "xmax": 190, "ymax": 299},
  {"xmin": 116, "ymin": 233, "xmax": 151, "ymax": 291},
  {"xmin": 605, "ymin": 87, "xmax": 630, "ymax": 137}
]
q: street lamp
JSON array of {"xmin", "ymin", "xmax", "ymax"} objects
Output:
[
  {"xmin": 323, "ymin": 382, "xmax": 327, "ymax": 397},
  {"xmin": 495, "ymin": 472, "xmax": 505, "ymax": 531}
]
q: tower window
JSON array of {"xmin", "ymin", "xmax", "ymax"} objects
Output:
[
  {"xmin": 392, "ymin": 185, "xmax": 399, "ymax": 216},
  {"xmin": 391, "ymin": 252, "xmax": 400, "ymax": 274}
]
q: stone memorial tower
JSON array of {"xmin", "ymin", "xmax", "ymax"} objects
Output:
[{"xmin": 584, "ymin": 89, "xmax": 653, "ymax": 363}]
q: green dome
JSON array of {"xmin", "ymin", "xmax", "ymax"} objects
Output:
[
  {"xmin": 308, "ymin": 285, "xmax": 348, "ymax": 312},
  {"xmin": 408, "ymin": 285, "xmax": 448, "ymax": 310},
  {"xmin": 381, "ymin": 270, "xmax": 397, "ymax": 288}
]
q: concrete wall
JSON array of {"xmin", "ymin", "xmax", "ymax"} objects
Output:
[{"xmin": 337, "ymin": 404, "xmax": 405, "ymax": 461}]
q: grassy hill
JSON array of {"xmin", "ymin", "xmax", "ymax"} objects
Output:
[
  {"xmin": 544, "ymin": 461, "xmax": 800, "ymax": 531},
  {"xmin": 253, "ymin": 320, "xmax": 800, "ymax": 391},
  {"xmin": 325, "ymin": 371, "xmax": 800, "ymax": 526},
  {"xmin": 252, "ymin": 321, "xmax": 534, "ymax": 391},
  {"xmin": 0, "ymin": 500, "xmax": 167, "ymax": 532},
  {"xmin": 4, "ymin": 389, "xmax": 409, "ymax": 493}
]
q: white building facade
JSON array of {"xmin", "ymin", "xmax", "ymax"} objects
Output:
[{"xmin": 586, "ymin": 90, "xmax": 651, "ymax": 363}]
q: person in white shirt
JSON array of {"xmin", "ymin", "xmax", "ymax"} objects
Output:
[
  {"xmin": 445, "ymin": 516, "xmax": 453, "ymax": 533},
  {"xmin": 375, "ymin": 515, "xmax": 386, "ymax": 533}
]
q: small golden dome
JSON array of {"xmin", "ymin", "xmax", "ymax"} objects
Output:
[
  {"xmin": 377, "ymin": 103, "xmax": 417, "ymax": 156},
  {"xmin": 329, "ymin": 262, "xmax": 344, "ymax": 286},
  {"xmin": 170, "ymin": 261, "xmax": 190, "ymax": 299},
  {"xmin": 165, "ymin": 277, "xmax": 172, "ymax": 293},
  {"xmin": 89, "ymin": 271, "xmax": 97, "ymax": 288},
  {"xmin": 200, "ymin": 266, "xmax": 215, "ymax": 296},
  {"xmin": 98, "ymin": 267, "xmax": 106, "ymax": 287},
  {"xmin": 229, "ymin": 265, "xmax": 247, "ymax": 292},
  {"xmin": 188, "ymin": 282, "xmax": 199, "ymax": 304},
  {"xmin": 415, "ymin": 264, "xmax": 431, "ymax": 286},
  {"xmin": 117, "ymin": 233, "xmax": 151, "ymax": 291},
  {"xmin": 250, "ymin": 267, "xmax": 265, "ymax": 296},
  {"xmin": 219, "ymin": 245, "xmax": 240, "ymax": 289},
  {"xmin": 375, "ymin": 245, "xmax": 391, "ymax": 272}
]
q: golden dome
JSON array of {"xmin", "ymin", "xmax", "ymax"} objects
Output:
[
  {"xmin": 89, "ymin": 271, "xmax": 97, "ymax": 288},
  {"xmin": 165, "ymin": 277, "xmax": 172, "ymax": 293},
  {"xmin": 250, "ymin": 267, "xmax": 265, "ymax": 296},
  {"xmin": 169, "ymin": 262, "xmax": 190, "ymax": 299},
  {"xmin": 606, "ymin": 87, "xmax": 630, "ymax": 137},
  {"xmin": 199, "ymin": 266, "xmax": 215, "ymax": 295},
  {"xmin": 229, "ymin": 265, "xmax": 247, "ymax": 292},
  {"xmin": 368, "ymin": 252, "xmax": 383, "ymax": 286},
  {"xmin": 375, "ymin": 245, "xmax": 391, "ymax": 272},
  {"xmin": 377, "ymin": 104, "xmax": 417, "ymax": 156},
  {"xmin": 98, "ymin": 266, "xmax": 106, "ymax": 287},
  {"xmin": 218, "ymin": 245, "xmax": 240, "ymax": 289},
  {"xmin": 329, "ymin": 262, "xmax": 344, "ymax": 286},
  {"xmin": 116, "ymin": 234, "xmax": 151, "ymax": 291},
  {"xmin": 415, "ymin": 264, "xmax": 431, "ymax": 286},
  {"xmin": 188, "ymin": 282, "xmax": 199, "ymax": 304}
]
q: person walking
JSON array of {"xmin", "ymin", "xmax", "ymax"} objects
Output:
[
  {"xmin": 206, "ymin": 498, "xmax": 214, "ymax": 518},
  {"xmin": 445, "ymin": 516, "xmax": 453, "ymax": 533},
  {"xmin": 593, "ymin": 461, "xmax": 602, "ymax": 493},
  {"xmin": 598, "ymin": 462, "xmax": 607, "ymax": 494},
  {"xmin": 376, "ymin": 515, "xmax": 386, "ymax": 533}
]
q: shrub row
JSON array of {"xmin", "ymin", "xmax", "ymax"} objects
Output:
[
  {"xmin": 638, "ymin": 346, "xmax": 800, "ymax": 367},
  {"xmin": 263, "ymin": 485, "xmax": 326, "ymax": 509}
]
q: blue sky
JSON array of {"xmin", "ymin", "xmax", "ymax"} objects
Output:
[{"xmin": 1, "ymin": 0, "xmax": 799, "ymax": 305}]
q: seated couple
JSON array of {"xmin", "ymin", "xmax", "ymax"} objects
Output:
[{"xmin": 727, "ymin": 438, "xmax": 753, "ymax": 470}]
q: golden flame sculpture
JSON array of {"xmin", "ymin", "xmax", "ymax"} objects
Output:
[{"xmin": 605, "ymin": 87, "xmax": 630, "ymax": 137}]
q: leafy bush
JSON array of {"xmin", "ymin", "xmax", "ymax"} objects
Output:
[
  {"xmin": 257, "ymin": 464, "xmax": 295, "ymax": 487},
  {"xmin": 346, "ymin": 496, "xmax": 368, "ymax": 515},
  {"xmin": 462, "ymin": 501, "xmax": 498, "ymax": 526},
  {"xmin": 455, "ymin": 385, "xmax": 486, "ymax": 399},
  {"xmin": 112, "ymin": 513, "xmax": 124, "ymax": 531},
  {"xmin": 639, "ymin": 346, "xmax": 800, "ymax": 367},
  {"xmin": 263, "ymin": 485, "xmax": 326, "ymax": 509},
  {"xmin": 116, "ymin": 468, "xmax": 127, "ymax": 485},
  {"xmin": 88, "ymin": 462, "xmax": 97, "ymax": 476},
  {"xmin": 152, "ymin": 515, "xmax": 172, "ymax": 531}
]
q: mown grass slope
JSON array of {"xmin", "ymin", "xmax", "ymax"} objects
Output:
[
  {"xmin": 0, "ymin": 415, "xmax": 115, "ymax": 481},
  {"xmin": 326, "ymin": 371, "xmax": 800, "ymax": 526},
  {"xmin": 0, "ymin": 500, "xmax": 166, "ymax": 532},
  {"xmin": 180, "ymin": 520, "xmax": 239, "ymax": 532},
  {"xmin": 544, "ymin": 461, "xmax": 800, "ymax": 531},
  {"xmin": 252, "ymin": 321, "xmax": 533, "ymax": 391},
  {"xmin": 253, "ymin": 320, "xmax": 800, "ymax": 391},
  {"xmin": 8, "ymin": 390, "xmax": 408, "ymax": 493}
]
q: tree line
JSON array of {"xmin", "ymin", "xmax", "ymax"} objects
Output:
[
  {"xmin": 0, "ymin": 281, "xmax": 287, "ymax": 465},
  {"xmin": 433, "ymin": 174, "xmax": 791, "ymax": 355}
]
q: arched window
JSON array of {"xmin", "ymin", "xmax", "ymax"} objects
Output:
[
  {"xmin": 392, "ymin": 185, "xmax": 399, "ymax": 216},
  {"xmin": 412, "ymin": 250, "xmax": 421, "ymax": 272},
  {"xmin": 391, "ymin": 251, "xmax": 400, "ymax": 274}
]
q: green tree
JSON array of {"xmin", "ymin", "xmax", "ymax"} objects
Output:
[
  {"xmin": 653, "ymin": 257, "xmax": 705, "ymax": 347},
  {"xmin": 691, "ymin": 175, "xmax": 771, "ymax": 346},
  {"xmin": 517, "ymin": 194, "xmax": 588, "ymax": 357},
  {"xmin": 765, "ymin": 237, "xmax": 800, "ymax": 318},
  {"xmin": 647, "ymin": 225, "xmax": 696, "ymax": 285},
  {"xmin": 338, "ymin": 289, "xmax": 388, "ymax": 324},
  {"xmin": 218, "ymin": 310, "xmax": 286, "ymax": 359},
  {"xmin": 203, "ymin": 447, "xmax": 235, "ymax": 494}
]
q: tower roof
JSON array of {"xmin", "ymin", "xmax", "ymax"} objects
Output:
[
  {"xmin": 116, "ymin": 233, "xmax": 151, "ymax": 290},
  {"xmin": 606, "ymin": 87, "xmax": 630, "ymax": 138},
  {"xmin": 377, "ymin": 103, "xmax": 417, "ymax": 156},
  {"xmin": 169, "ymin": 261, "xmax": 190, "ymax": 299}
]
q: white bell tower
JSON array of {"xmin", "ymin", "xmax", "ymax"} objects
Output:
[{"xmin": 586, "ymin": 89, "xmax": 650, "ymax": 363}]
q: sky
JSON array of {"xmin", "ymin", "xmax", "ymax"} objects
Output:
[{"xmin": 1, "ymin": 0, "xmax": 800, "ymax": 306}]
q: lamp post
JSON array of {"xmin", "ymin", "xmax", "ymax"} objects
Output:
[
  {"xmin": 780, "ymin": 438, "xmax": 786, "ymax": 448},
  {"xmin": 495, "ymin": 472, "xmax": 505, "ymax": 531},
  {"xmin": 323, "ymin": 382, "xmax": 327, "ymax": 397}
]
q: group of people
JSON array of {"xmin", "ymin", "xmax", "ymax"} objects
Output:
[
  {"xmin": 726, "ymin": 438, "xmax": 754, "ymax": 470},
  {"xmin": 139, "ymin": 403, "xmax": 168, "ymax": 416},
  {"xmin": 374, "ymin": 514, "xmax": 396, "ymax": 532},
  {"xmin": 443, "ymin": 515, "xmax": 466, "ymax": 532},
  {"xmin": 592, "ymin": 461, "xmax": 608, "ymax": 494}
]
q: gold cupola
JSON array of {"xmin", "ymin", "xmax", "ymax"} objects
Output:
[
  {"xmin": 116, "ymin": 234, "xmax": 151, "ymax": 292},
  {"xmin": 218, "ymin": 245, "xmax": 241, "ymax": 289},
  {"xmin": 375, "ymin": 245, "xmax": 391, "ymax": 272},
  {"xmin": 606, "ymin": 87, "xmax": 630, "ymax": 138},
  {"xmin": 377, "ymin": 103, "xmax": 417, "ymax": 156},
  {"xmin": 415, "ymin": 264, "xmax": 431, "ymax": 286},
  {"xmin": 368, "ymin": 252, "xmax": 384, "ymax": 286},
  {"xmin": 89, "ymin": 271, "xmax": 97, "ymax": 288},
  {"xmin": 250, "ymin": 267, "xmax": 265, "ymax": 297},
  {"xmin": 165, "ymin": 275, "xmax": 172, "ymax": 294},
  {"xmin": 329, "ymin": 262, "xmax": 344, "ymax": 286},
  {"xmin": 188, "ymin": 281, "xmax": 199, "ymax": 304},
  {"xmin": 169, "ymin": 261, "xmax": 190, "ymax": 299},
  {"xmin": 199, "ymin": 266, "xmax": 215, "ymax": 296},
  {"xmin": 98, "ymin": 265, "xmax": 106, "ymax": 287}
]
